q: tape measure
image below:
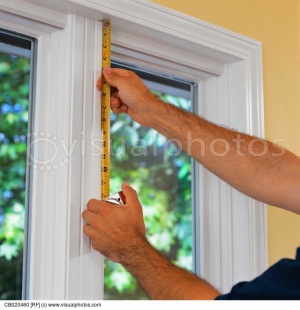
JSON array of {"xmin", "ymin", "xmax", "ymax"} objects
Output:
[{"xmin": 101, "ymin": 20, "xmax": 111, "ymax": 200}]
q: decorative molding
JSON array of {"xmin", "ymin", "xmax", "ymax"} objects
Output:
[
  {"xmin": 196, "ymin": 61, "xmax": 266, "ymax": 291},
  {"xmin": 0, "ymin": 11, "xmax": 59, "ymax": 37},
  {"xmin": 0, "ymin": 0, "xmax": 67, "ymax": 29}
]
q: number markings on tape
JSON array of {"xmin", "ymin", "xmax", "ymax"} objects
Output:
[{"xmin": 101, "ymin": 20, "xmax": 111, "ymax": 200}]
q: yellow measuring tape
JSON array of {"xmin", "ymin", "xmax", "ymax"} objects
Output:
[{"xmin": 101, "ymin": 20, "xmax": 111, "ymax": 200}]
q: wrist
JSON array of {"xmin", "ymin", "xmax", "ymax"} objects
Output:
[
  {"xmin": 119, "ymin": 232, "xmax": 153, "ymax": 271},
  {"xmin": 144, "ymin": 93, "xmax": 170, "ymax": 129}
]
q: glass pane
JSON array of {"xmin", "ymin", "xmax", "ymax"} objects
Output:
[
  {"xmin": 104, "ymin": 85, "xmax": 192, "ymax": 299},
  {"xmin": 0, "ymin": 39, "xmax": 31, "ymax": 299}
]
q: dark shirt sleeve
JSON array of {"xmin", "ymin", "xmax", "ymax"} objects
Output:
[{"xmin": 215, "ymin": 248, "xmax": 300, "ymax": 300}]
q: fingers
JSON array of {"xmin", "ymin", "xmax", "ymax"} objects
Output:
[
  {"xmin": 97, "ymin": 68, "xmax": 129, "ymax": 113},
  {"xmin": 82, "ymin": 222, "xmax": 95, "ymax": 237},
  {"xmin": 100, "ymin": 68, "xmax": 126, "ymax": 88},
  {"xmin": 111, "ymin": 105, "xmax": 128, "ymax": 114},
  {"xmin": 97, "ymin": 67, "xmax": 137, "ymax": 88},
  {"xmin": 87, "ymin": 198, "xmax": 101, "ymax": 213},
  {"xmin": 111, "ymin": 96, "xmax": 128, "ymax": 113},
  {"xmin": 82, "ymin": 208, "xmax": 96, "ymax": 225},
  {"xmin": 96, "ymin": 68, "xmax": 119, "ymax": 90},
  {"xmin": 96, "ymin": 76, "xmax": 102, "ymax": 90},
  {"xmin": 83, "ymin": 199, "xmax": 104, "ymax": 225},
  {"xmin": 103, "ymin": 67, "xmax": 132, "ymax": 80}
]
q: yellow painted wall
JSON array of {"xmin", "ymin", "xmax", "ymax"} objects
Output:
[{"xmin": 151, "ymin": 0, "xmax": 300, "ymax": 265}]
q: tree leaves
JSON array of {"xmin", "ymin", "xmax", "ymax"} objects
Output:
[
  {"xmin": 0, "ymin": 53, "xmax": 29, "ymax": 265},
  {"xmin": 106, "ymin": 91, "xmax": 193, "ymax": 299}
]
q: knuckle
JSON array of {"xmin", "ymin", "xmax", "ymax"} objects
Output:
[
  {"xmin": 91, "ymin": 240, "xmax": 99, "ymax": 251},
  {"xmin": 83, "ymin": 224, "xmax": 94, "ymax": 239},
  {"xmin": 82, "ymin": 209, "xmax": 90, "ymax": 221},
  {"xmin": 87, "ymin": 198, "xmax": 99, "ymax": 207},
  {"xmin": 89, "ymin": 216, "xmax": 99, "ymax": 227},
  {"xmin": 82, "ymin": 224, "xmax": 89, "ymax": 234}
]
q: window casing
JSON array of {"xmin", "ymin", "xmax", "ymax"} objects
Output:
[{"xmin": 0, "ymin": 0, "xmax": 266, "ymax": 299}]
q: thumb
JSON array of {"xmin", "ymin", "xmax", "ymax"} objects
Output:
[
  {"xmin": 102, "ymin": 67, "xmax": 121, "ymax": 87},
  {"xmin": 121, "ymin": 182, "xmax": 146, "ymax": 235},
  {"xmin": 121, "ymin": 182, "xmax": 140, "ymax": 205}
]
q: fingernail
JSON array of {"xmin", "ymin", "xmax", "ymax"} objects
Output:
[{"xmin": 103, "ymin": 67, "xmax": 113, "ymax": 74}]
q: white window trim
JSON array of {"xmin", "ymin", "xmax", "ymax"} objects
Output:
[{"xmin": 0, "ymin": 0, "xmax": 266, "ymax": 299}]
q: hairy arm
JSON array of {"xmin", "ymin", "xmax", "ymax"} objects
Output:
[
  {"xmin": 149, "ymin": 100, "xmax": 300, "ymax": 214},
  {"xmin": 101, "ymin": 68, "xmax": 300, "ymax": 214},
  {"xmin": 120, "ymin": 234, "xmax": 220, "ymax": 300}
]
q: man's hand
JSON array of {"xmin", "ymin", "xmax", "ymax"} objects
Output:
[
  {"xmin": 97, "ymin": 68, "xmax": 161, "ymax": 127},
  {"xmin": 82, "ymin": 182, "xmax": 146, "ymax": 263}
]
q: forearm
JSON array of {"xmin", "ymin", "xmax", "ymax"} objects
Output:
[
  {"xmin": 121, "ymin": 233, "xmax": 220, "ymax": 300},
  {"xmin": 147, "ymin": 98, "xmax": 300, "ymax": 214},
  {"xmin": 101, "ymin": 68, "xmax": 300, "ymax": 213}
]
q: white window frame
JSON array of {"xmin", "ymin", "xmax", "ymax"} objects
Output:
[{"xmin": 0, "ymin": 0, "xmax": 267, "ymax": 299}]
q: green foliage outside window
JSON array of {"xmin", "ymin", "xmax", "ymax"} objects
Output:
[
  {"xmin": 0, "ymin": 52, "xmax": 30, "ymax": 299},
  {"xmin": 105, "ymin": 93, "xmax": 192, "ymax": 300}
]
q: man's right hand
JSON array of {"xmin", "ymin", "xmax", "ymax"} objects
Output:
[{"xmin": 97, "ymin": 68, "xmax": 160, "ymax": 127}]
